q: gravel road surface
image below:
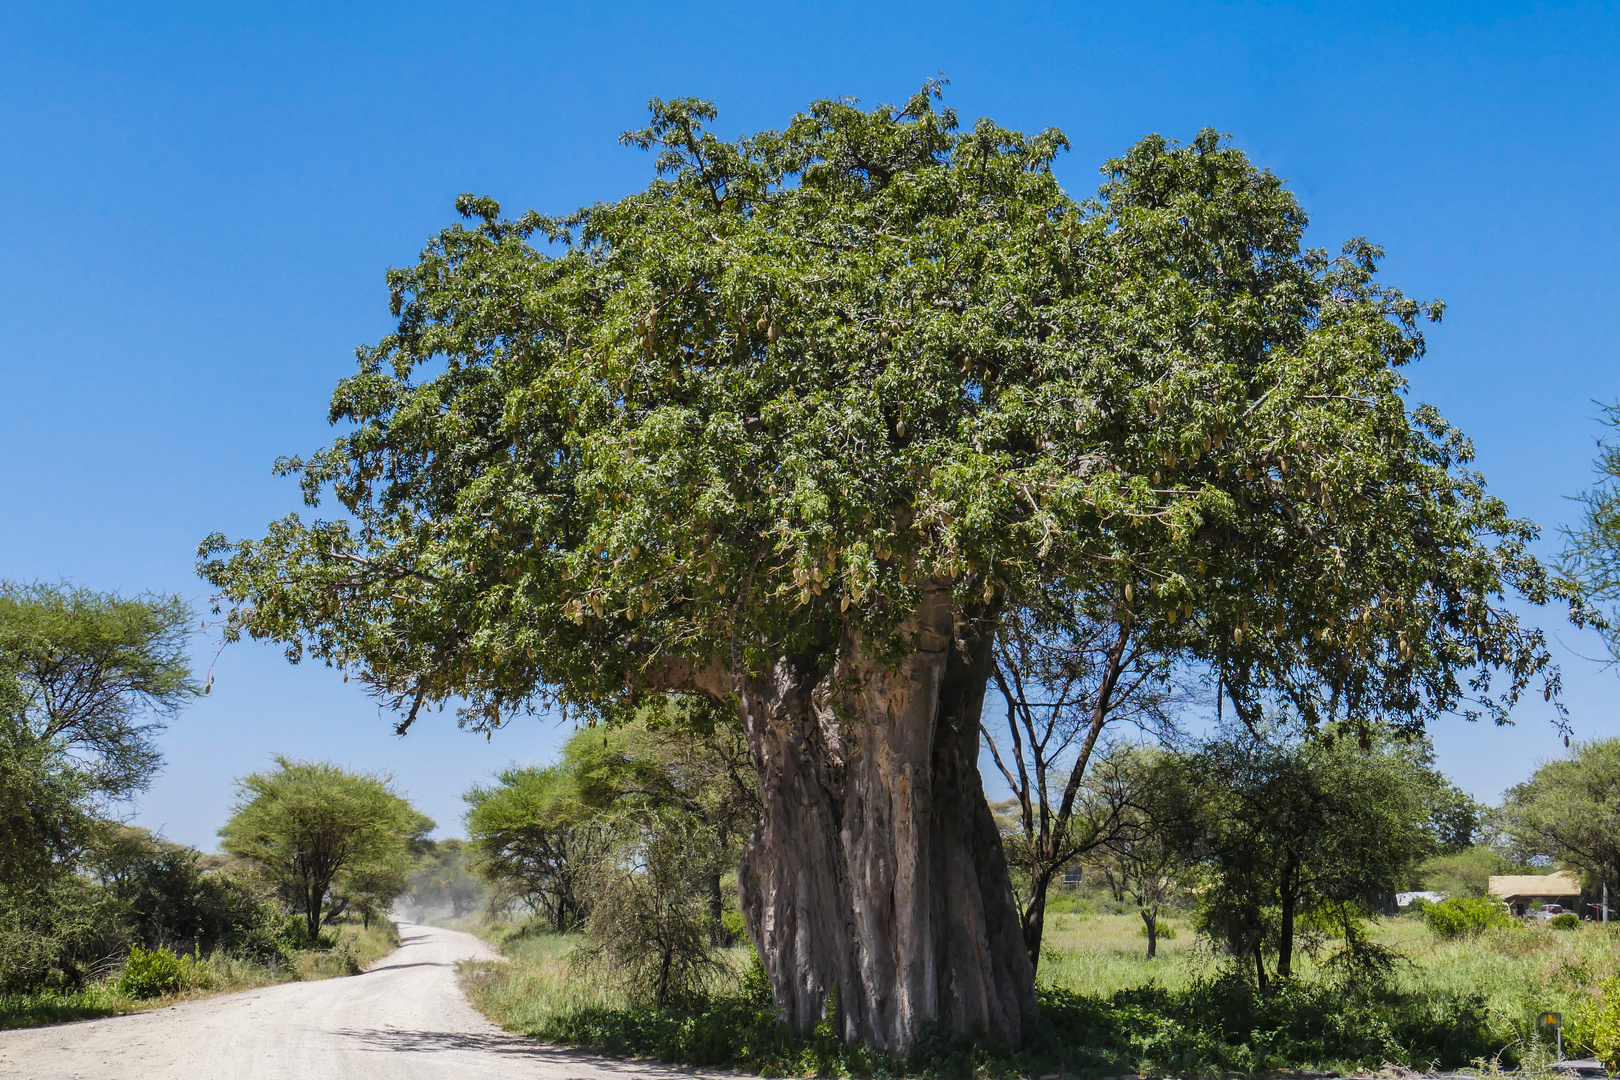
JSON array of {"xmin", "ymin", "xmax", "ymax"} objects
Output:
[{"xmin": 0, "ymin": 920, "xmax": 698, "ymax": 1080}]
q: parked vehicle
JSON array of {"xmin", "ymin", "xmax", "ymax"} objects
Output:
[{"xmin": 1525, "ymin": 904, "xmax": 1567, "ymax": 921}]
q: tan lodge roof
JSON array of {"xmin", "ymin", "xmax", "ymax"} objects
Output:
[{"xmin": 1488, "ymin": 872, "xmax": 1582, "ymax": 899}]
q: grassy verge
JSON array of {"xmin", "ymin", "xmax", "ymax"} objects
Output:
[
  {"xmin": 0, "ymin": 984, "xmax": 133, "ymax": 1029},
  {"xmin": 0, "ymin": 918, "xmax": 404, "ymax": 1030},
  {"xmin": 454, "ymin": 913, "xmax": 1616, "ymax": 1077},
  {"xmin": 292, "ymin": 919, "xmax": 402, "ymax": 980}
]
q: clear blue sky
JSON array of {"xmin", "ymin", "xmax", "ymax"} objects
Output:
[{"xmin": 2, "ymin": 1, "xmax": 1616, "ymax": 850}]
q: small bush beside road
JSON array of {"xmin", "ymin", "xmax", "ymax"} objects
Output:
[{"xmin": 115, "ymin": 945, "xmax": 202, "ymax": 999}]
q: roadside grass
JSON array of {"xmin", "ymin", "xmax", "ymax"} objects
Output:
[
  {"xmin": 458, "ymin": 926, "xmax": 632, "ymax": 1023},
  {"xmin": 453, "ymin": 910, "xmax": 1618, "ymax": 1077},
  {"xmin": 292, "ymin": 919, "xmax": 402, "ymax": 980},
  {"xmin": 0, "ymin": 984, "xmax": 130, "ymax": 1029},
  {"xmin": 0, "ymin": 918, "xmax": 404, "ymax": 1030}
]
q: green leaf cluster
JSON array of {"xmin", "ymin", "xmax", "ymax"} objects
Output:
[
  {"xmin": 199, "ymin": 86, "xmax": 1568, "ymax": 737},
  {"xmin": 1579, "ymin": 972, "xmax": 1620, "ymax": 1070},
  {"xmin": 113, "ymin": 944, "xmax": 205, "ymax": 1000},
  {"xmin": 0, "ymin": 874, "xmax": 129, "ymax": 993}
]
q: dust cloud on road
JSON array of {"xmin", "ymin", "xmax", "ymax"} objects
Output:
[{"xmin": 0, "ymin": 920, "xmax": 701, "ymax": 1080}]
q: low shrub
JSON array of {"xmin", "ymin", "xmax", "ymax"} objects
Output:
[
  {"xmin": 115, "ymin": 945, "xmax": 206, "ymax": 999},
  {"xmin": 290, "ymin": 919, "xmax": 400, "ymax": 980},
  {"xmin": 91, "ymin": 827, "xmax": 288, "ymax": 961},
  {"xmin": 0, "ymin": 876, "xmax": 130, "ymax": 993},
  {"xmin": 1136, "ymin": 918, "xmax": 1178, "ymax": 940},
  {"xmin": 1583, "ymin": 981, "xmax": 1620, "ymax": 1064},
  {"xmin": 1552, "ymin": 912, "xmax": 1581, "ymax": 930},
  {"xmin": 1425, "ymin": 896, "xmax": 1516, "ymax": 939},
  {"xmin": 537, "ymin": 975, "xmax": 1491, "ymax": 1074},
  {"xmin": 1038, "ymin": 972, "xmax": 1492, "ymax": 1076},
  {"xmin": 1578, "ymin": 974, "xmax": 1620, "ymax": 1069},
  {"xmin": 574, "ymin": 827, "xmax": 726, "ymax": 1010}
]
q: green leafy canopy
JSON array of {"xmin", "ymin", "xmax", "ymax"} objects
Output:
[
  {"xmin": 219, "ymin": 757, "xmax": 428, "ymax": 938},
  {"xmin": 1500, "ymin": 737, "xmax": 1620, "ymax": 890},
  {"xmin": 200, "ymin": 85, "xmax": 1575, "ymax": 736},
  {"xmin": 0, "ymin": 581, "xmax": 196, "ymax": 801}
]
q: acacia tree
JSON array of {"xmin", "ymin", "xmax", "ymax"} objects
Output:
[
  {"xmin": 984, "ymin": 598, "xmax": 1181, "ymax": 970},
  {"xmin": 405, "ymin": 839, "xmax": 486, "ymax": 918},
  {"xmin": 575, "ymin": 811, "xmax": 730, "ymax": 1009},
  {"xmin": 0, "ymin": 583, "xmax": 195, "ymax": 808},
  {"xmin": 464, "ymin": 763, "xmax": 614, "ymax": 930},
  {"xmin": 200, "ymin": 88, "xmax": 1568, "ymax": 1051},
  {"xmin": 1499, "ymin": 738, "xmax": 1620, "ymax": 896},
  {"xmin": 0, "ymin": 583, "xmax": 201, "ymax": 991},
  {"xmin": 0, "ymin": 582, "xmax": 197, "ymax": 886},
  {"xmin": 1185, "ymin": 734, "xmax": 1433, "ymax": 991},
  {"xmin": 220, "ymin": 758, "xmax": 428, "ymax": 942},
  {"xmin": 1087, "ymin": 746, "xmax": 1195, "ymax": 961}
]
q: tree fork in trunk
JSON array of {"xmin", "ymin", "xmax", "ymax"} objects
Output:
[{"xmin": 737, "ymin": 584, "xmax": 1038, "ymax": 1055}]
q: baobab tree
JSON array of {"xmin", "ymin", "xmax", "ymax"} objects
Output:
[{"xmin": 201, "ymin": 87, "xmax": 1570, "ymax": 1052}]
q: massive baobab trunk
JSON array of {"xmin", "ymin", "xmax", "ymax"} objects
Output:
[{"xmin": 735, "ymin": 583, "xmax": 1038, "ymax": 1055}]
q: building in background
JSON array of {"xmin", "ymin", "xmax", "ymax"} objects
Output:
[{"xmin": 1489, "ymin": 872, "xmax": 1583, "ymax": 917}]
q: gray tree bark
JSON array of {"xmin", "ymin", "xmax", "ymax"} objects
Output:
[{"xmin": 735, "ymin": 583, "xmax": 1038, "ymax": 1055}]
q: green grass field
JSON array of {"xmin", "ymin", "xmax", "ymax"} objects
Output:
[
  {"xmin": 1043, "ymin": 910, "xmax": 1620, "ymax": 1060},
  {"xmin": 455, "ymin": 908, "xmax": 1620, "ymax": 1077}
]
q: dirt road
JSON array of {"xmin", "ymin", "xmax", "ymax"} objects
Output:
[{"xmin": 0, "ymin": 920, "xmax": 694, "ymax": 1080}]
